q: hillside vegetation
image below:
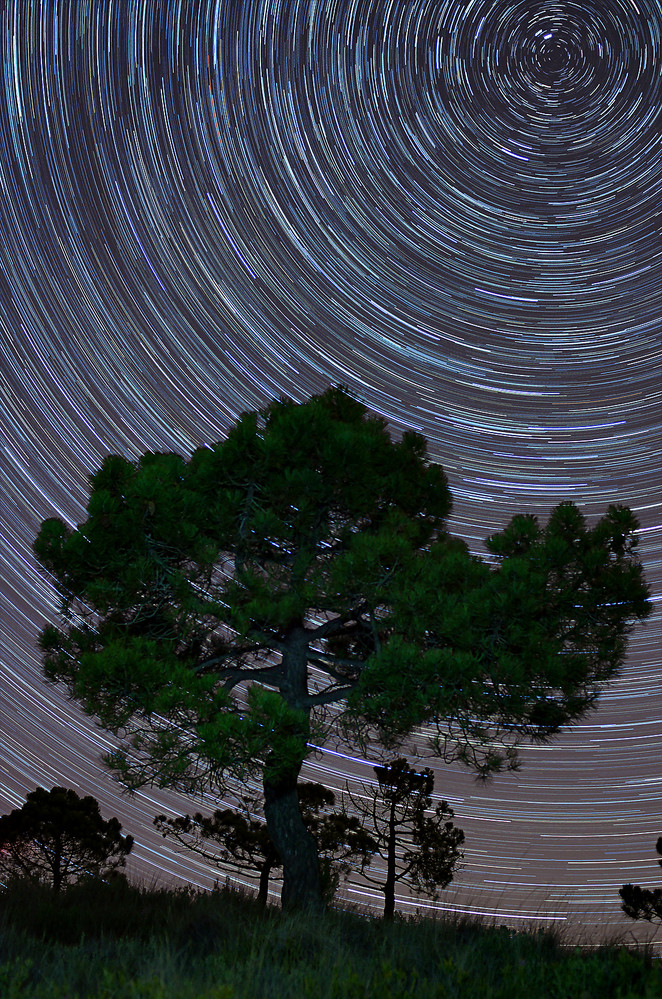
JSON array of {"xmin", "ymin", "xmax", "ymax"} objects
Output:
[{"xmin": 1, "ymin": 878, "xmax": 659, "ymax": 998}]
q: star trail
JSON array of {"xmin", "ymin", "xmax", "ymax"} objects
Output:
[{"xmin": 1, "ymin": 0, "xmax": 661, "ymax": 941}]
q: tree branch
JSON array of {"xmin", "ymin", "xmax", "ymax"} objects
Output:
[
  {"xmin": 307, "ymin": 653, "xmax": 364, "ymax": 681},
  {"xmin": 221, "ymin": 665, "xmax": 283, "ymax": 693},
  {"xmin": 307, "ymin": 605, "xmax": 370, "ymax": 639},
  {"xmin": 194, "ymin": 638, "xmax": 283, "ymax": 674},
  {"xmin": 305, "ymin": 682, "xmax": 360, "ymax": 708}
]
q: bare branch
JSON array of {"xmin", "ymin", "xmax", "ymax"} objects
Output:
[
  {"xmin": 305, "ymin": 682, "xmax": 360, "ymax": 708},
  {"xmin": 306, "ymin": 653, "xmax": 363, "ymax": 681},
  {"xmin": 306, "ymin": 605, "xmax": 370, "ymax": 639},
  {"xmin": 221, "ymin": 665, "xmax": 283, "ymax": 693},
  {"xmin": 194, "ymin": 638, "xmax": 284, "ymax": 674}
]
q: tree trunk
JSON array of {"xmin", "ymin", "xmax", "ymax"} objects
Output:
[
  {"xmin": 383, "ymin": 799, "xmax": 397, "ymax": 920},
  {"xmin": 52, "ymin": 833, "xmax": 63, "ymax": 894},
  {"xmin": 262, "ymin": 624, "xmax": 324, "ymax": 911},
  {"xmin": 264, "ymin": 770, "xmax": 323, "ymax": 911},
  {"xmin": 256, "ymin": 861, "xmax": 271, "ymax": 908}
]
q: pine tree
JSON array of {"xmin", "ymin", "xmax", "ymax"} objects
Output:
[
  {"xmin": 346, "ymin": 758, "xmax": 464, "ymax": 918},
  {"xmin": 0, "ymin": 787, "xmax": 133, "ymax": 893},
  {"xmin": 34, "ymin": 387, "xmax": 651, "ymax": 909}
]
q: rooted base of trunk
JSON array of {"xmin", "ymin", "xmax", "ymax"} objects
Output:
[{"xmin": 264, "ymin": 777, "xmax": 324, "ymax": 912}]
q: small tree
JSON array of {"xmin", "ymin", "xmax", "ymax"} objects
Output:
[
  {"xmin": 155, "ymin": 782, "xmax": 374, "ymax": 906},
  {"xmin": 347, "ymin": 758, "xmax": 464, "ymax": 919},
  {"xmin": 155, "ymin": 805, "xmax": 277, "ymax": 907},
  {"xmin": 620, "ymin": 838, "xmax": 662, "ymax": 921},
  {"xmin": 0, "ymin": 787, "xmax": 133, "ymax": 893}
]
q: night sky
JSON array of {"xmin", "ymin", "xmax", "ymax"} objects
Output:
[{"xmin": 2, "ymin": 0, "xmax": 661, "ymax": 939}]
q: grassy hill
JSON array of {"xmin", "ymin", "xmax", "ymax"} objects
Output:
[{"xmin": 1, "ymin": 878, "xmax": 659, "ymax": 998}]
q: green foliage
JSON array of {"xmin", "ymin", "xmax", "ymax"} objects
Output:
[
  {"xmin": 36, "ymin": 390, "xmax": 650, "ymax": 777},
  {"xmin": 348, "ymin": 496, "xmax": 652, "ymax": 774},
  {"xmin": 0, "ymin": 788, "xmax": 133, "ymax": 894}
]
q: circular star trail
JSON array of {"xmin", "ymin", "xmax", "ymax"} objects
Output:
[{"xmin": 1, "ymin": 0, "xmax": 661, "ymax": 940}]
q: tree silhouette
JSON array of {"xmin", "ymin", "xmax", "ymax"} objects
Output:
[
  {"xmin": 620, "ymin": 838, "xmax": 662, "ymax": 921},
  {"xmin": 346, "ymin": 758, "xmax": 464, "ymax": 919},
  {"xmin": 34, "ymin": 386, "xmax": 651, "ymax": 909},
  {"xmin": 0, "ymin": 787, "xmax": 133, "ymax": 893},
  {"xmin": 154, "ymin": 803, "xmax": 277, "ymax": 907},
  {"xmin": 154, "ymin": 782, "xmax": 374, "ymax": 906}
]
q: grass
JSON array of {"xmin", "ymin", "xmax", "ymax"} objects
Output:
[{"xmin": 0, "ymin": 877, "xmax": 660, "ymax": 998}]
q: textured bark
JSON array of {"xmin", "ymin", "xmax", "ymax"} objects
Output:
[
  {"xmin": 264, "ymin": 772, "xmax": 323, "ymax": 911},
  {"xmin": 263, "ymin": 626, "xmax": 324, "ymax": 910}
]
